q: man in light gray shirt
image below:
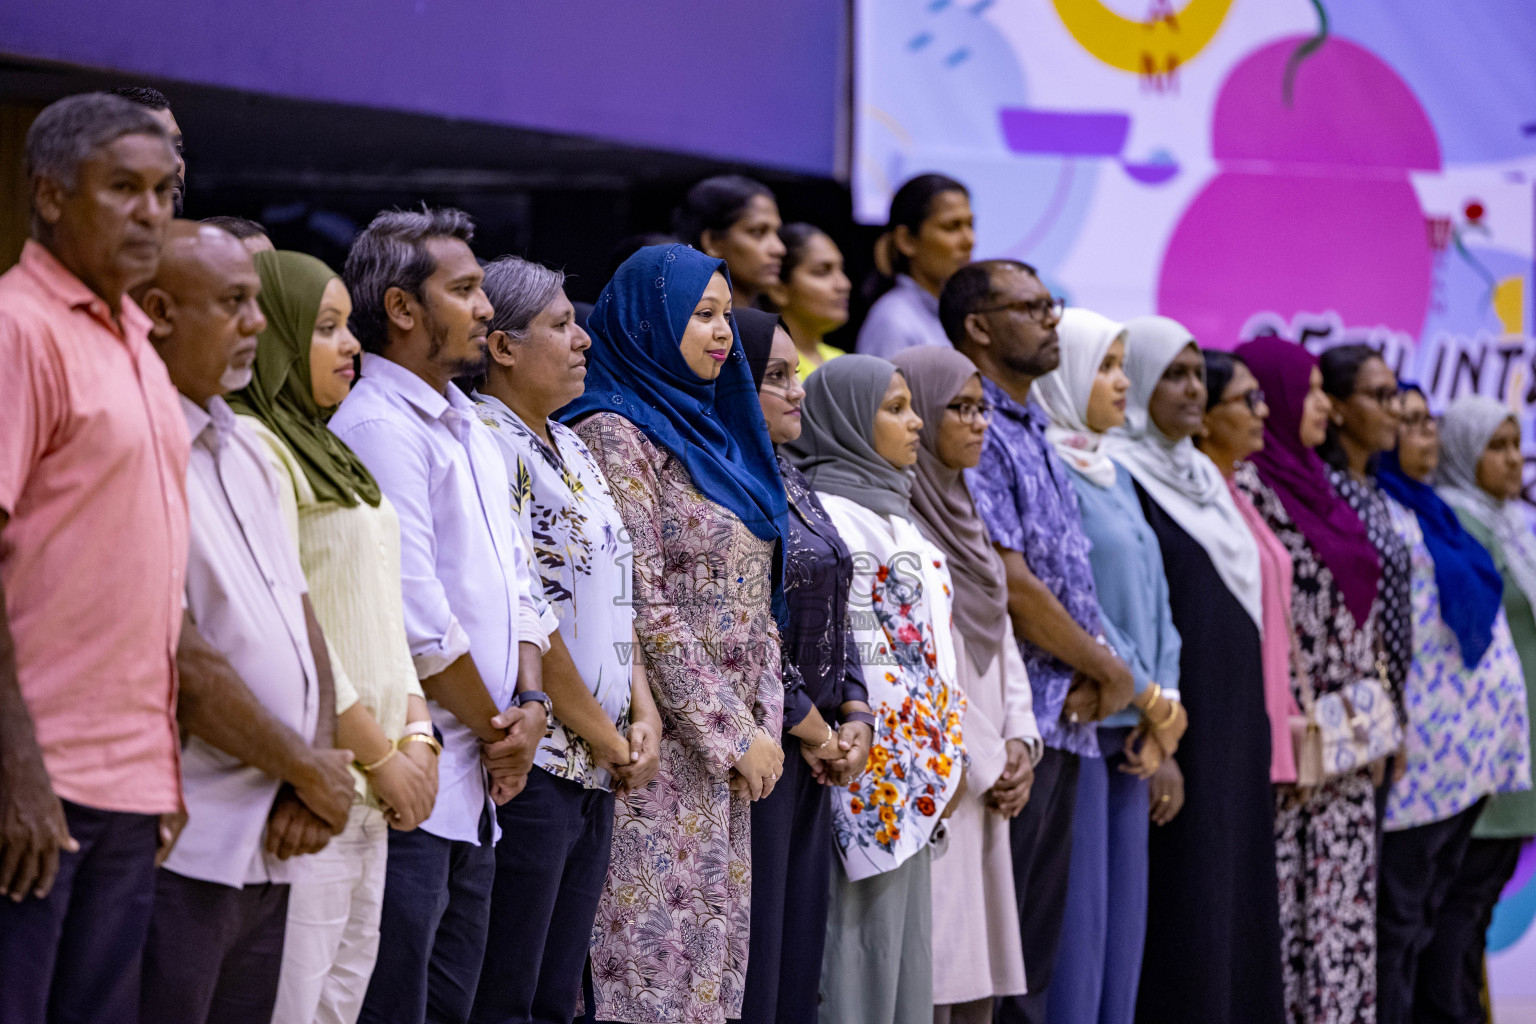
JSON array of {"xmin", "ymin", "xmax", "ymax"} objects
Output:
[{"xmin": 136, "ymin": 222, "xmax": 354, "ymax": 1024}]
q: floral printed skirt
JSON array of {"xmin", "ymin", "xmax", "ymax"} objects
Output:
[{"xmin": 1275, "ymin": 771, "xmax": 1377, "ymax": 1024}]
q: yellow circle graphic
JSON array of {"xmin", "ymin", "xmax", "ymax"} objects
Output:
[{"xmin": 1052, "ymin": 0, "xmax": 1235, "ymax": 74}]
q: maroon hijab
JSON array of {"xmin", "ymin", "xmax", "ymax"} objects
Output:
[{"xmin": 1236, "ymin": 336, "xmax": 1381, "ymax": 626}]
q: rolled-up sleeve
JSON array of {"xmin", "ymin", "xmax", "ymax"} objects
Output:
[{"xmin": 335, "ymin": 417, "xmax": 473, "ymax": 678}]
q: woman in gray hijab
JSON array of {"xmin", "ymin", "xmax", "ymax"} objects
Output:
[
  {"xmin": 894, "ymin": 345, "xmax": 1038, "ymax": 1023},
  {"xmin": 785, "ymin": 354, "xmax": 967, "ymax": 1024},
  {"xmin": 1423, "ymin": 395, "xmax": 1536, "ymax": 1020}
]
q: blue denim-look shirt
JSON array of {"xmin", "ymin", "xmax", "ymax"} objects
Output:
[{"xmin": 966, "ymin": 377, "xmax": 1102, "ymax": 756}]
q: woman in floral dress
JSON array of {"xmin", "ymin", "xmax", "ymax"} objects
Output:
[
  {"xmin": 1235, "ymin": 337, "xmax": 1384, "ymax": 1024},
  {"xmin": 1374, "ymin": 387, "xmax": 1529, "ymax": 1023},
  {"xmin": 784, "ymin": 354, "xmax": 965, "ymax": 1024},
  {"xmin": 561, "ymin": 245, "xmax": 787, "ymax": 1024}
]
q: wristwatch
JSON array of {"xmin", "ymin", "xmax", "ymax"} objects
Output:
[{"xmin": 511, "ymin": 691, "xmax": 555, "ymax": 737}]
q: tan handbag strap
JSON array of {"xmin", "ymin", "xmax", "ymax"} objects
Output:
[{"xmin": 1289, "ymin": 617, "xmax": 1319, "ymax": 719}]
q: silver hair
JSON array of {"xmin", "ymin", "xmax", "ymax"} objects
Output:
[
  {"xmin": 342, "ymin": 207, "xmax": 476, "ymax": 354},
  {"xmin": 25, "ymin": 92, "xmax": 169, "ymax": 192},
  {"xmin": 481, "ymin": 256, "xmax": 566, "ymax": 341}
]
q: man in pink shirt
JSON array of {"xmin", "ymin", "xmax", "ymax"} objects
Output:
[{"xmin": 0, "ymin": 92, "xmax": 183, "ymax": 1024}]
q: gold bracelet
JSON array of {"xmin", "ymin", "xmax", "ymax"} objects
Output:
[
  {"xmin": 397, "ymin": 733, "xmax": 442, "ymax": 757},
  {"xmin": 1138, "ymin": 682, "xmax": 1163, "ymax": 717},
  {"xmin": 358, "ymin": 747, "xmax": 397, "ymax": 773},
  {"xmin": 1153, "ymin": 698, "xmax": 1181, "ymax": 731}
]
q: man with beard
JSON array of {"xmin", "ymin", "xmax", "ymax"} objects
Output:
[
  {"xmin": 942, "ymin": 259, "xmax": 1136, "ymax": 1024},
  {"xmin": 0, "ymin": 90, "xmax": 180, "ymax": 1024},
  {"xmin": 136, "ymin": 221, "xmax": 355, "ymax": 1024},
  {"xmin": 111, "ymin": 87, "xmax": 186, "ymax": 216},
  {"xmin": 329, "ymin": 208, "xmax": 555, "ymax": 1024}
]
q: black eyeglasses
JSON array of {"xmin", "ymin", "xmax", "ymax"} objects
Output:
[
  {"xmin": 1217, "ymin": 387, "xmax": 1266, "ymax": 413},
  {"xmin": 1399, "ymin": 412, "xmax": 1436, "ymax": 433},
  {"xmin": 1354, "ymin": 386, "xmax": 1403, "ymax": 409},
  {"xmin": 973, "ymin": 296, "xmax": 1065, "ymax": 325},
  {"xmin": 945, "ymin": 400, "xmax": 994, "ymax": 424}
]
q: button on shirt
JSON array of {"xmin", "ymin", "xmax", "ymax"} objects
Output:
[
  {"xmin": 966, "ymin": 378, "xmax": 1102, "ymax": 756},
  {"xmin": 331, "ymin": 354, "xmax": 555, "ymax": 845},
  {"xmin": 0, "ymin": 240, "xmax": 188, "ymax": 815},
  {"xmin": 168, "ymin": 396, "xmax": 319, "ymax": 887},
  {"xmin": 855, "ymin": 274, "xmax": 953, "ymax": 359}
]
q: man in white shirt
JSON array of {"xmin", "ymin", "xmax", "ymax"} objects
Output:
[
  {"xmin": 136, "ymin": 222, "xmax": 356, "ymax": 1024},
  {"xmin": 330, "ymin": 208, "xmax": 554, "ymax": 1024}
]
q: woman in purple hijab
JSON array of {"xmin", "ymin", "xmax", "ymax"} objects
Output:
[{"xmin": 1233, "ymin": 336, "xmax": 1384, "ymax": 1024}]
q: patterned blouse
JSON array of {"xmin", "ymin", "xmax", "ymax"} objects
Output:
[
  {"xmin": 779, "ymin": 456, "xmax": 868, "ymax": 725},
  {"xmin": 967, "ymin": 378, "xmax": 1102, "ymax": 756},
  {"xmin": 575, "ymin": 412, "xmax": 782, "ymax": 1024},
  {"xmin": 1383, "ymin": 497, "xmax": 1531, "ymax": 830},
  {"xmin": 1330, "ymin": 469, "xmax": 1411, "ymax": 717},
  {"xmin": 473, "ymin": 394, "xmax": 634, "ymax": 790},
  {"xmin": 818, "ymin": 493, "xmax": 965, "ymax": 882}
]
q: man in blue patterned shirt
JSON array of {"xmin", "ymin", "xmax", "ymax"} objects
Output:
[{"xmin": 943, "ymin": 259, "xmax": 1134, "ymax": 1024}]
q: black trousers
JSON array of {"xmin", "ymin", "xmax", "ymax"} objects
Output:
[
  {"xmin": 740, "ymin": 740, "xmax": 834, "ymax": 1024},
  {"xmin": 471, "ymin": 769, "xmax": 615, "ymax": 1024},
  {"xmin": 0, "ymin": 801, "xmax": 158, "ymax": 1024},
  {"xmin": 139, "ymin": 870, "xmax": 292, "ymax": 1024},
  {"xmin": 360, "ymin": 807, "xmax": 497, "ymax": 1024},
  {"xmin": 1416, "ymin": 834, "xmax": 1522, "ymax": 1024},
  {"xmin": 997, "ymin": 746, "xmax": 1081, "ymax": 1024},
  {"xmin": 1376, "ymin": 800, "xmax": 1484, "ymax": 1024}
]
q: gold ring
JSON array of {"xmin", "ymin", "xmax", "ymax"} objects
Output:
[{"xmin": 1160, "ymin": 794, "xmax": 1171, "ymax": 803}]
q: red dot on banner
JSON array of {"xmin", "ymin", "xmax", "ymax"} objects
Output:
[{"xmin": 1465, "ymin": 200, "xmax": 1485, "ymax": 222}]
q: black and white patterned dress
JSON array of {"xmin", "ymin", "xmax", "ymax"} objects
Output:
[
  {"xmin": 1330, "ymin": 468, "xmax": 1411, "ymax": 718},
  {"xmin": 1237, "ymin": 463, "xmax": 1379, "ymax": 1024}
]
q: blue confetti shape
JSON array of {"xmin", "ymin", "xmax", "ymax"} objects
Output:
[
  {"xmin": 945, "ymin": 47, "xmax": 971, "ymax": 67},
  {"xmin": 969, "ymin": 0, "xmax": 994, "ymax": 13},
  {"xmin": 928, "ymin": 0, "xmax": 951, "ymax": 10},
  {"xmin": 907, "ymin": 32, "xmax": 933, "ymax": 50}
]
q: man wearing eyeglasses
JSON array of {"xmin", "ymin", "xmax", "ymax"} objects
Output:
[{"xmin": 939, "ymin": 259, "xmax": 1136, "ymax": 1024}]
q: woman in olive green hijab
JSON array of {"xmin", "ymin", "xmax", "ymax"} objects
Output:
[{"xmin": 230, "ymin": 250, "xmax": 439, "ymax": 1024}]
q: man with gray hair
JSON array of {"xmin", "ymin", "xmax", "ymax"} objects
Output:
[
  {"xmin": 0, "ymin": 91, "xmax": 182, "ymax": 1022},
  {"xmin": 330, "ymin": 209, "xmax": 556, "ymax": 1024}
]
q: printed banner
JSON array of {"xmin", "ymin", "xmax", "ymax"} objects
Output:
[{"xmin": 855, "ymin": 0, "xmax": 1536, "ymax": 996}]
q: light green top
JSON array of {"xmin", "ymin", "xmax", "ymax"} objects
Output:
[
  {"xmin": 1459, "ymin": 510, "xmax": 1536, "ymax": 839},
  {"xmin": 243, "ymin": 415, "xmax": 425, "ymax": 805}
]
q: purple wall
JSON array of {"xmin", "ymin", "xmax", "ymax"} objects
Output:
[{"xmin": 0, "ymin": 0, "xmax": 843, "ymax": 175}]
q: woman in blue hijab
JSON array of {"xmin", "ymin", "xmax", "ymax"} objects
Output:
[{"xmin": 562, "ymin": 245, "xmax": 788, "ymax": 1024}]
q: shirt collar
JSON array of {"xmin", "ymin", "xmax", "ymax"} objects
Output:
[
  {"xmin": 359, "ymin": 352, "xmax": 470, "ymax": 426},
  {"xmin": 471, "ymin": 390, "xmax": 565, "ymax": 466},
  {"xmin": 982, "ymin": 375, "xmax": 1046, "ymax": 431},
  {"xmin": 19, "ymin": 239, "xmax": 150, "ymax": 341},
  {"xmin": 181, "ymin": 393, "xmax": 237, "ymax": 452},
  {"xmin": 894, "ymin": 274, "xmax": 940, "ymax": 317}
]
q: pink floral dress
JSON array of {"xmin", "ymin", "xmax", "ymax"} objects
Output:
[{"xmin": 576, "ymin": 413, "xmax": 783, "ymax": 1024}]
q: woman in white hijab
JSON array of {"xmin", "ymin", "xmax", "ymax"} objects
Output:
[
  {"xmin": 1103, "ymin": 316, "xmax": 1285, "ymax": 1024},
  {"xmin": 1427, "ymin": 394, "xmax": 1536, "ymax": 1020},
  {"xmin": 1033, "ymin": 309, "xmax": 1186, "ymax": 1024}
]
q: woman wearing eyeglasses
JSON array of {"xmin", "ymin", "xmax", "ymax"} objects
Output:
[
  {"xmin": 893, "ymin": 345, "xmax": 1040, "ymax": 1024},
  {"xmin": 1373, "ymin": 387, "xmax": 1529, "ymax": 1024},
  {"xmin": 1319, "ymin": 346, "xmax": 1412, "ymax": 787},
  {"xmin": 1033, "ymin": 310, "xmax": 1186, "ymax": 1024},
  {"xmin": 1107, "ymin": 322, "xmax": 1285, "ymax": 1024}
]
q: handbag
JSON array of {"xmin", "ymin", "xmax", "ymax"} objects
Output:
[{"xmin": 1288, "ymin": 632, "xmax": 1403, "ymax": 788}]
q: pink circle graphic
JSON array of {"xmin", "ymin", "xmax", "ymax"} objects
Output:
[{"xmin": 1158, "ymin": 36, "xmax": 1442, "ymax": 350}]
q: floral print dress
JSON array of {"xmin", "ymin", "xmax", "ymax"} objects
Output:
[
  {"xmin": 575, "ymin": 413, "xmax": 783, "ymax": 1024},
  {"xmin": 1237, "ymin": 463, "xmax": 1379, "ymax": 1024},
  {"xmin": 1382, "ymin": 497, "xmax": 1531, "ymax": 829},
  {"xmin": 815, "ymin": 493, "xmax": 965, "ymax": 882}
]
